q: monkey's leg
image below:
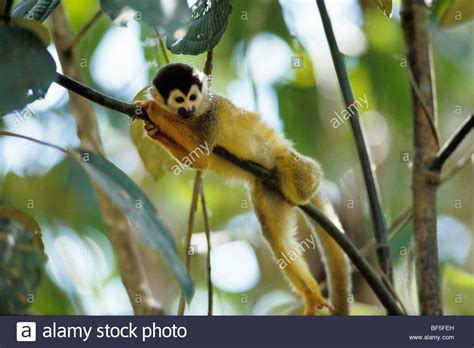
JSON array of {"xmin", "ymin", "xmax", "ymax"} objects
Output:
[
  {"xmin": 250, "ymin": 180, "xmax": 334, "ymax": 315},
  {"xmin": 304, "ymin": 193, "xmax": 351, "ymax": 315},
  {"xmin": 274, "ymin": 149, "xmax": 320, "ymax": 205}
]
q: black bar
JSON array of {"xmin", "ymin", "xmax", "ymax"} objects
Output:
[{"xmin": 1, "ymin": 316, "xmax": 472, "ymax": 347}]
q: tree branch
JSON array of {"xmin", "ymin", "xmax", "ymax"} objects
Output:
[
  {"xmin": 430, "ymin": 114, "xmax": 473, "ymax": 171},
  {"xmin": 202, "ymin": 50, "xmax": 214, "ymax": 316},
  {"xmin": 199, "ymin": 177, "xmax": 213, "ymax": 316},
  {"xmin": 316, "ymin": 0, "xmax": 392, "ymax": 282},
  {"xmin": 53, "ymin": 72, "xmax": 402, "ymax": 315},
  {"xmin": 401, "ymin": 0, "xmax": 442, "ymax": 315},
  {"xmin": 177, "ymin": 171, "xmax": 201, "ymax": 316},
  {"xmin": 382, "ymin": 151, "xmax": 472, "ymax": 243},
  {"xmin": 55, "ymin": 72, "xmax": 140, "ymax": 118},
  {"xmin": 2, "ymin": 0, "xmax": 13, "ymax": 22},
  {"xmin": 67, "ymin": 9, "xmax": 103, "ymax": 51}
]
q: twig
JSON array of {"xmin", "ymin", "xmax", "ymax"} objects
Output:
[
  {"xmin": 177, "ymin": 171, "xmax": 202, "ymax": 316},
  {"xmin": 430, "ymin": 114, "xmax": 473, "ymax": 171},
  {"xmin": 300, "ymin": 204, "xmax": 402, "ymax": 314},
  {"xmin": 0, "ymin": 130, "xmax": 68, "ymax": 154},
  {"xmin": 66, "ymin": 9, "xmax": 103, "ymax": 51},
  {"xmin": 405, "ymin": 62, "xmax": 440, "ymax": 146},
  {"xmin": 362, "ymin": 149, "xmax": 472, "ymax": 256},
  {"xmin": 199, "ymin": 178, "xmax": 213, "ymax": 315},
  {"xmin": 53, "ymin": 72, "xmax": 402, "ymax": 315},
  {"xmin": 2, "ymin": 0, "xmax": 13, "ymax": 22},
  {"xmin": 439, "ymin": 149, "xmax": 472, "ymax": 183},
  {"xmin": 155, "ymin": 29, "xmax": 170, "ymax": 65},
  {"xmin": 203, "ymin": 50, "xmax": 214, "ymax": 76},
  {"xmin": 55, "ymin": 72, "xmax": 140, "ymax": 117},
  {"xmin": 316, "ymin": 0, "xmax": 392, "ymax": 282},
  {"xmin": 202, "ymin": 50, "xmax": 214, "ymax": 316}
]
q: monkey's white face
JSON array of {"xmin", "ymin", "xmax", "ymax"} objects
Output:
[
  {"xmin": 165, "ymin": 84, "xmax": 204, "ymax": 119},
  {"xmin": 151, "ymin": 73, "xmax": 209, "ymax": 119}
]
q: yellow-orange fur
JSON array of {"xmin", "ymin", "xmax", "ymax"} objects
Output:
[{"xmin": 140, "ymin": 93, "xmax": 350, "ymax": 315}]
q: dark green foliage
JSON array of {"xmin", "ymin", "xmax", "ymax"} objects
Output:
[
  {"xmin": 100, "ymin": 0, "xmax": 192, "ymax": 43},
  {"xmin": 0, "ymin": 25, "xmax": 56, "ymax": 116},
  {"xmin": 0, "ymin": 209, "xmax": 46, "ymax": 314},
  {"xmin": 12, "ymin": 0, "xmax": 60, "ymax": 22},
  {"xmin": 166, "ymin": 0, "xmax": 233, "ymax": 55},
  {"xmin": 73, "ymin": 150, "xmax": 194, "ymax": 301}
]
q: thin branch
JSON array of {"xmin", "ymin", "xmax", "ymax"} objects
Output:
[
  {"xmin": 300, "ymin": 204, "xmax": 402, "ymax": 314},
  {"xmin": 177, "ymin": 171, "xmax": 202, "ymax": 316},
  {"xmin": 430, "ymin": 114, "xmax": 473, "ymax": 171},
  {"xmin": 439, "ymin": 149, "xmax": 472, "ymax": 183},
  {"xmin": 203, "ymin": 50, "xmax": 214, "ymax": 76},
  {"xmin": 0, "ymin": 130, "xmax": 68, "ymax": 154},
  {"xmin": 405, "ymin": 62, "xmax": 440, "ymax": 146},
  {"xmin": 363, "ymin": 149, "xmax": 472, "ymax": 256},
  {"xmin": 202, "ymin": 50, "xmax": 214, "ymax": 316},
  {"xmin": 67, "ymin": 9, "xmax": 103, "ymax": 51},
  {"xmin": 155, "ymin": 29, "xmax": 170, "ymax": 65},
  {"xmin": 2, "ymin": 0, "xmax": 13, "ymax": 22},
  {"xmin": 388, "ymin": 206, "xmax": 413, "ymax": 235},
  {"xmin": 316, "ymin": 0, "xmax": 392, "ymax": 282},
  {"xmin": 55, "ymin": 72, "xmax": 141, "ymax": 118},
  {"xmin": 199, "ymin": 178, "xmax": 213, "ymax": 316},
  {"xmin": 53, "ymin": 72, "xmax": 402, "ymax": 315}
]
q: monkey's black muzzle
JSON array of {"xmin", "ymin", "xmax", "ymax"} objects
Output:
[{"xmin": 178, "ymin": 106, "xmax": 196, "ymax": 118}]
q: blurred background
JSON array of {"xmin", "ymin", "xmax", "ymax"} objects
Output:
[{"xmin": 0, "ymin": 0, "xmax": 472, "ymax": 315}]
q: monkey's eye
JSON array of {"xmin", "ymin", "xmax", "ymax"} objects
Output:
[
  {"xmin": 189, "ymin": 94, "xmax": 197, "ymax": 101},
  {"xmin": 175, "ymin": 97, "xmax": 184, "ymax": 103}
]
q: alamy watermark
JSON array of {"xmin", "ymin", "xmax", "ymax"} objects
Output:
[{"xmin": 330, "ymin": 93, "xmax": 369, "ymax": 129}]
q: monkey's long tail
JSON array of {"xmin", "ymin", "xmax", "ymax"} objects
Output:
[{"xmin": 306, "ymin": 193, "xmax": 351, "ymax": 315}]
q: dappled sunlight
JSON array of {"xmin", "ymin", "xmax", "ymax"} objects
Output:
[{"xmin": 211, "ymin": 241, "xmax": 260, "ymax": 293}]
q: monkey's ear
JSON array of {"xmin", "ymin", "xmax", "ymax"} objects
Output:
[{"xmin": 150, "ymin": 86, "xmax": 166, "ymax": 105}]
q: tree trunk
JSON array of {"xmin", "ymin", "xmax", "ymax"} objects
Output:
[{"xmin": 401, "ymin": 0, "xmax": 442, "ymax": 315}]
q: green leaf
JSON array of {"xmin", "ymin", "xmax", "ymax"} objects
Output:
[
  {"xmin": 0, "ymin": 206, "xmax": 46, "ymax": 314},
  {"xmin": 12, "ymin": 0, "xmax": 60, "ymax": 22},
  {"xmin": 372, "ymin": 0, "xmax": 392, "ymax": 18},
  {"xmin": 131, "ymin": 87, "xmax": 176, "ymax": 180},
  {"xmin": 167, "ymin": 0, "xmax": 233, "ymax": 55},
  {"xmin": 72, "ymin": 149, "xmax": 194, "ymax": 301},
  {"xmin": 10, "ymin": 18, "xmax": 51, "ymax": 45},
  {"xmin": 100, "ymin": 0, "xmax": 192, "ymax": 39},
  {"xmin": 432, "ymin": 0, "xmax": 474, "ymax": 27},
  {"xmin": 0, "ymin": 25, "xmax": 56, "ymax": 116},
  {"xmin": 442, "ymin": 265, "xmax": 474, "ymax": 315}
]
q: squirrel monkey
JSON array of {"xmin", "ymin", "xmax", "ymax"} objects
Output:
[{"xmin": 138, "ymin": 63, "xmax": 350, "ymax": 315}]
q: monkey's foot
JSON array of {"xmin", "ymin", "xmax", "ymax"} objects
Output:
[{"xmin": 304, "ymin": 295, "xmax": 335, "ymax": 315}]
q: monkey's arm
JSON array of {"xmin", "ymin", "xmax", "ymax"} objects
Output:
[{"xmin": 140, "ymin": 100, "xmax": 211, "ymax": 170}]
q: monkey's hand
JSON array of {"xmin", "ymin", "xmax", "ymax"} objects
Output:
[
  {"xmin": 139, "ymin": 100, "xmax": 211, "ymax": 170},
  {"xmin": 275, "ymin": 150, "xmax": 320, "ymax": 205}
]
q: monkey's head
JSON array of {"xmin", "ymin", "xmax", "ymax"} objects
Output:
[{"xmin": 151, "ymin": 63, "xmax": 209, "ymax": 119}]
